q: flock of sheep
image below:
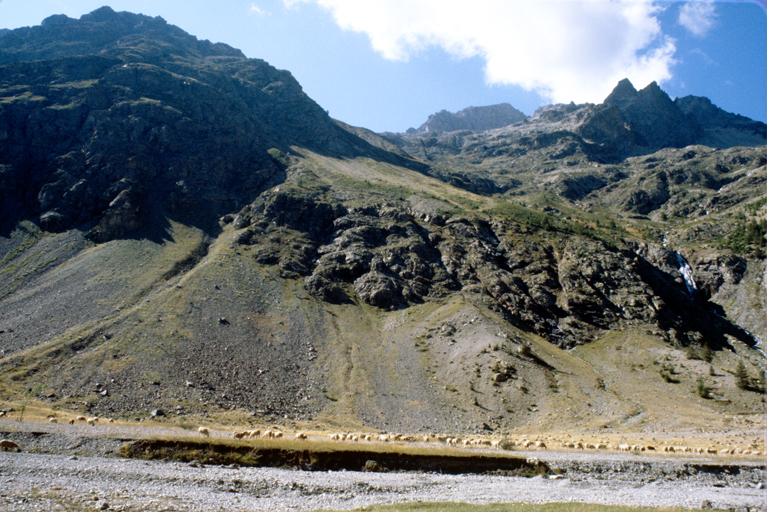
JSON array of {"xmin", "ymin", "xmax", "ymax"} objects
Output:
[
  {"xmin": 185, "ymin": 426, "xmax": 762, "ymax": 458},
  {"xmin": 0, "ymin": 411, "xmax": 761, "ymax": 459}
]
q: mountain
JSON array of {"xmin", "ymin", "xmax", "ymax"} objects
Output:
[
  {"xmin": 0, "ymin": 6, "xmax": 413, "ymax": 240},
  {"xmin": 0, "ymin": 8, "xmax": 764, "ymax": 437},
  {"xmin": 411, "ymin": 103, "xmax": 528, "ymax": 134}
]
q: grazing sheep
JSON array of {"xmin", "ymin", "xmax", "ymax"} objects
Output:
[
  {"xmin": 294, "ymin": 432, "xmax": 307, "ymax": 440},
  {"xmin": 108, "ymin": 418, "xmax": 115, "ymax": 423},
  {"xmin": 198, "ymin": 426, "xmax": 210, "ymax": 437},
  {"xmin": 596, "ymin": 443, "xmax": 608, "ymax": 450},
  {"xmin": 273, "ymin": 431, "xmax": 283, "ymax": 439},
  {"xmin": 0, "ymin": 411, "xmax": 5, "ymax": 417},
  {"xmin": 584, "ymin": 443, "xmax": 596, "ymax": 450},
  {"xmin": 0, "ymin": 439, "xmax": 20, "ymax": 451},
  {"xmin": 261, "ymin": 430, "xmax": 274, "ymax": 439},
  {"xmin": 491, "ymin": 440, "xmax": 501, "ymax": 448},
  {"xmin": 76, "ymin": 416, "xmax": 87, "ymax": 421},
  {"xmin": 618, "ymin": 443, "xmax": 631, "ymax": 452},
  {"xmin": 377, "ymin": 434, "xmax": 389, "ymax": 442},
  {"xmin": 706, "ymin": 447, "xmax": 717, "ymax": 454},
  {"xmin": 233, "ymin": 431, "xmax": 247, "ymax": 440},
  {"xmin": 49, "ymin": 418, "xmax": 57, "ymax": 424},
  {"xmin": 68, "ymin": 419, "xmax": 75, "ymax": 425},
  {"xmin": 86, "ymin": 417, "xmax": 98, "ymax": 426},
  {"xmin": 363, "ymin": 434, "xmax": 372, "ymax": 441},
  {"xmin": 535, "ymin": 441, "xmax": 547, "ymax": 449},
  {"xmin": 247, "ymin": 429, "xmax": 261, "ymax": 438}
]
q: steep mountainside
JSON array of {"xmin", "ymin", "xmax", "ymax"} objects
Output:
[{"xmin": 0, "ymin": 8, "xmax": 764, "ymax": 437}]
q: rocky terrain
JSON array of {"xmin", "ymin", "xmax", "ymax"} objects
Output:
[{"xmin": 0, "ymin": 7, "xmax": 765, "ymax": 447}]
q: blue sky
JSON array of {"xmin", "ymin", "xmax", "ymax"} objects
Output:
[{"xmin": 1, "ymin": 1, "xmax": 765, "ymax": 133}]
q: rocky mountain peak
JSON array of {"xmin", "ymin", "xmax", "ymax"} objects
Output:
[
  {"xmin": 603, "ymin": 77, "xmax": 638, "ymax": 109},
  {"xmin": 412, "ymin": 103, "xmax": 528, "ymax": 133},
  {"xmin": 0, "ymin": 6, "xmax": 245, "ymax": 64}
]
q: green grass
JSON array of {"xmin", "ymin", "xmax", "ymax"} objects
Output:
[{"xmin": 314, "ymin": 503, "xmax": 726, "ymax": 512}]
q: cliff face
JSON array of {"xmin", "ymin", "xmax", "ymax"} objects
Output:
[{"xmin": 0, "ymin": 7, "xmax": 378, "ymax": 239}]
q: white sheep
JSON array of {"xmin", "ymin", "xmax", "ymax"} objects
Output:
[
  {"xmin": 198, "ymin": 426, "xmax": 210, "ymax": 437},
  {"xmin": 86, "ymin": 417, "xmax": 98, "ymax": 426},
  {"xmin": 49, "ymin": 418, "xmax": 57, "ymax": 424},
  {"xmin": 233, "ymin": 431, "xmax": 248, "ymax": 439},
  {"xmin": 294, "ymin": 432, "xmax": 308, "ymax": 440}
]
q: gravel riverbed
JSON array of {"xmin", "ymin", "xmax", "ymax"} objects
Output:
[
  {"xmin": 0, "ymin": 420, "xmax": 764, "ymax": 511},
  {"xmin": 1, "ymin": 451, "xmax": 764, "ymax": 512}
]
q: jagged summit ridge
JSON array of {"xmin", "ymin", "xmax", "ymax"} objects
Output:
[
  {"xmin": 0, "ymin": 6, "xmax": 244, "ymax": 64},
  {"xmin": 411, "ymin": 103, "xmax": 528, "ymax": 134},
  {"xmin": 403, "ymin": 78, "xmax": 765, "ymax": 153}
]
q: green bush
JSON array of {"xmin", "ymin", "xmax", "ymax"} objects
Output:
[{"xmin": 697, "ymin": 377, "xmax": 712, "ymax": 399}]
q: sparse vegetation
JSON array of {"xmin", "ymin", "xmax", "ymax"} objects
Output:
[
  {"xmin": 734, "ymin": 360, "xmax": 749, "ymax": 390},
  {"xmin": 718, "ymin": 214, "xmax": 766, "ymax": 255},
  {"xmin": 659, "ymin": 364, "xmax": 680, "ymax": 384},
  {"xmin": 696, "ymin": 377, "xmax": 712, "ymax": 399}
]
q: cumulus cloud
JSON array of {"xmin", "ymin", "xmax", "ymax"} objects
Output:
[
  {"xmin": 678, "ymin": 1, "xmax": 717, "ymax": 37},
  {"xmin": 283, "ymin": 0, "xmax": 676, "ymax": 104}
]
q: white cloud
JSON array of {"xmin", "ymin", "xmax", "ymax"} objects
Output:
[
  {"xmin": 250, "ymin": 4, "xmax": 270, "ymax": 16},
  {"xmin": 679, "ymin": 1, "xmax": 717, "ymax": 37},
  {"xmin": 282, "ymin": 0, "xmax": 677, "ymax": 104}
]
